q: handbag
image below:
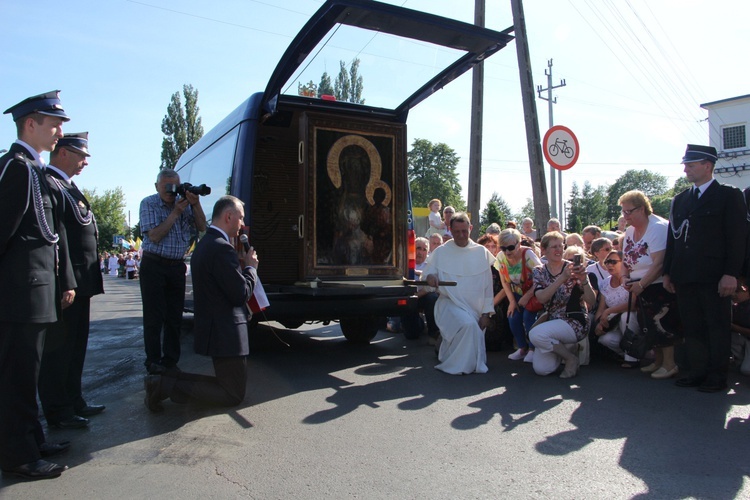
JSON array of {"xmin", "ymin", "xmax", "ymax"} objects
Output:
[
  {"xmin": 619, "ymin": 290, "xmax": 656, "ymax": 358},
  {"xmin": 520, "ymin": 249, "xmax": 544, "ymax": 313}
]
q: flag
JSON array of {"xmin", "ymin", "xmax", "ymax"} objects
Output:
[{"xmin": 248, "ymin": 278, "xmax": 269, "ymax": 314}]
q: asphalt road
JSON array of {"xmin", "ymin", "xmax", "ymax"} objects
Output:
[{"xmin": 2, "ymin": 275, "xmax": 749, "ymax": 499}]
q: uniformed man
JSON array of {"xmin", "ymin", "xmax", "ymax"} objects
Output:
[
  {"xmin": 0, "ymin": 91, "xmax": 75, "ymax": 480},
  {"xmin": 664, "ymin": 144, "xmax": 747, "ymax": 392},
  {"xmin": 39, "ymin": 132, "xmax": 106, "ymax": 430}
]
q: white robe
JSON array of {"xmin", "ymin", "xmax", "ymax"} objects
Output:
[
  {"xmin": 422, "ymin": 240, "xmax": 495, "ymax": 374},
  {"xmin": 108, "ymin": 256, "xmax": 118, "ymax": 276}
]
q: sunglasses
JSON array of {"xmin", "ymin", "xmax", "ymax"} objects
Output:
[
  {"xmin": 416, "ymin": 247, "xmax": 427, "ymax": 250},
  {"xmin": 604, "ymin": 259, "xmax": 621, "ymax": 265},
  {"xmin": 621, "ymin": 206, "xmax": 641, "ymax": 216},
  {"xmin": 500, "ymin": 244, "xmax": 517, "ymax": 252}
]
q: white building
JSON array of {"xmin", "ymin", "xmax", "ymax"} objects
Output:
[{"xmin": 700, "ymin": 94, "xmax": 750, "ymax": 191}]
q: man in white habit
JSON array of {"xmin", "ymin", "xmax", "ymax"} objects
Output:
[{"xmin": 423, "ymin": 212, "xmax": 496, "ymax": 374}]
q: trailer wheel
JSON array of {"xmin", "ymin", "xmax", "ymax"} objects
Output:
[{"xmin": 340, "ymin": 316, "xmax": 380, "ymax": 343}]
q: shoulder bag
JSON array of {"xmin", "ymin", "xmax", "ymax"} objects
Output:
[{"xmin": 619, "ymin": 289, "xmax": 656, "ymax": 359}]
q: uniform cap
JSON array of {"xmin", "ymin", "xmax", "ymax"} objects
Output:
[
  {"xmin": 3, "ymin": 90, "xmax": 70, "ymax": 122},
  {"xmin": 58, "ymin": 132, "xmax": 90, "ymax": 157},
  {"xmin": 681, "ymin": 144, "xmax": 718, "ymax": 164}
]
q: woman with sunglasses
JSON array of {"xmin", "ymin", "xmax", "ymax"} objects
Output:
[
  {"xmin": 496, "ymin": 229, "xmax": 542, "ymax": 362},
  {"xmin": 528, "ymin": 232, "xmax": 597, "ymax": 377},
  {"xmin": 593, "ymin": 251, "xmax": 639, "ymax": 365},
  {"xmin": 619, "ymin": 190, "xmax": 681, "ymax": 379}
]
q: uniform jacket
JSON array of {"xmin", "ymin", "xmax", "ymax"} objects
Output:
[
  {"xmin": 664, "ymin": 180, "xmax": 747, "ymax": 285},
  {"xmin": 0, "ymin": 143, "xmax": 74, "ymax": 323},
  {"xmin": 190, "ymin": 227, "xmax": 256, "ymax": 357},
  {"xmin": 46, "ymin": 169, "xmax": 104, "ymax": 298}
]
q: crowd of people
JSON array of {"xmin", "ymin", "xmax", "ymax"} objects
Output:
[
  {"xmin": 2, "ymin": 90, "xmax": 747, "ymax": 483},
  {"xmin": 408, "ymin": 146, "xmax": 749, "ymax": 389}
]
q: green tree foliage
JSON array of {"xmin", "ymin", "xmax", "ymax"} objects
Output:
[
  {"xmin": 349, "ymin": 59, "xmax": 364, "ymax": 104},
  {"xmin": 671, "ymin": 175, "xmax": 692, "ymax": 195},
  {"xmin": 606, "ymin": 169, "xmax": 667, "ymax": 213},
  {"xmin": 479, "ymin": 192, "xmax": 513, "ymax": 233},
  {"xmin": 330, "ymin": 58, "xmax": 365, "ymax": 104},
  {"xmin": 160, "ymin": 84, "xmax": 204, "ymax": 170},
  {"xmin": 84, "ymin": 187, "xmax": 127, "ymax": 252},
  {"xmin": 407, "ymin": 138, "xmax": 465, "ymax": 211},
  {"xmin": 334, "ymin": 60, "xmax": 350, "ymax": 102},
  {"xmin": 567, "ymin": 181, "xmax": 608, "ymax": 233},
  {"xmin": 318, "ymin": 72, "xmax": 334, "ymax": 96}
]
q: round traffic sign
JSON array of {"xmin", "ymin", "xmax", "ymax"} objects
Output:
[{"xmin": 543, "ymin": 125, "xmax": 579, "ymax": 170}]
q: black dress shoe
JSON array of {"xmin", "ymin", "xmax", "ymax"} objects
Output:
[
  {"xmin": 76, "ymin": 404, "xmax": 106, "ymax": 417},
  {"xmin": 675, "ymin": 377, "xmax": 704, "ymax": 388},
  {"xmin": 2, "ymin": 459, "xmax": 67, "ymax": 480},
  {"xmin": 48, "ymin": 415, "xmax": 89, "ymax": 429},
  {"xmin": 697, "ymin": 380, "xmax": 728, "ymax": 393},
  {"xmin": 144, "ymin": 375, "xmax": 164, "ymax": 412},
  {"xmin": 147, "ymin": 362, "xmax": 167, "ymax": 375},
  {"xmin": 39, "ymin": 441, "xmax": 71, "ymax": 457}
]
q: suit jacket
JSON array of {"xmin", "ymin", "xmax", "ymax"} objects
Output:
[
  {"xmin": 664, "ymin": 180, "xmax": 747, "ymax": 285},
  {"xmin": 190, "ymin": 227, "xmax": 256, "ymax": 357},
  {"xmin": 0, "ymin": 143, "xmax": 73, "ymax": 323},
  {"xmin": 46, "ymin": 169, "xmax": 104, "ymax": 298}
]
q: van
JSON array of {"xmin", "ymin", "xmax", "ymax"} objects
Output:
[{"xmin": 176, "ymin": 0, "xmax": 513, "ymax": 343}]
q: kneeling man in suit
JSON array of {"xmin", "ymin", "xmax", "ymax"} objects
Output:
[{"xmin": 145, "ymin": 195, "xmax": 258, "ymax": 411}]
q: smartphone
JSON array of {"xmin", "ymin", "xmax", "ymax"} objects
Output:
[{"xmin": 573, "ymin": 254, "xmax": 582, "ymax": 266}]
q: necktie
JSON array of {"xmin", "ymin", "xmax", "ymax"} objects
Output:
[{"xmin": 693, "ymin": 187, "xmax": 700, "ymax": 202}]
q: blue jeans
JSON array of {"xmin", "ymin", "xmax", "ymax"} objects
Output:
[{"xmin": 508, "ymin": 293, "xmax": 537, "ymax": 350}]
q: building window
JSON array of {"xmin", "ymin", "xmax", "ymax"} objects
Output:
[{"xmin": 723, "ymin": 125, "xmax": 746, "ymax": 150}]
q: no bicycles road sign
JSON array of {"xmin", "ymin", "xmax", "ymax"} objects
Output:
[{"xmin": 543, "ymin": 125, "xmax": 579, "ymax": 171}]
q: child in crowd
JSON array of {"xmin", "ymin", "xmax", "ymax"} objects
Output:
[{"xmin": 425, "ymin": 199, "xmax": 446, "ymax": 237}]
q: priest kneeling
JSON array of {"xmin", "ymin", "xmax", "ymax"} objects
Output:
[{"xmin": 423, "ymin": 212, "xmax": 496, "ymax": 374}]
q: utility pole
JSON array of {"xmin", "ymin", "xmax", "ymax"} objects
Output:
[
  {"xmin": 536, "ymin": 59, "xmax": 566, "ymax": 220},
  {"xmin": 511, "ymin": 0, "xmax": 549, "ymax": 233},
  {"xmin": 467, "ymin": 0, "xmax": 484, "ymax": 240}
]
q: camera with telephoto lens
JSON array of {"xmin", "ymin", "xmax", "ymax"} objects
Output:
[{"xmin": 164, "ymin": 182, "xmax": 212, "ymax": 197}]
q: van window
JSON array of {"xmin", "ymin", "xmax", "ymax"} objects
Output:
[{"xmin": 179, "ymin": 126, "xmax": 240, "ymax": 224}]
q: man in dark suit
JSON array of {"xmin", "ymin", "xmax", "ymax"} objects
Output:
[
  {"xmin": 0, "ymin": 91, "xmax": 75, "ymax": 480},
  {"xmin": 664, "ymin": 144, "xmax": 747, "ymax": 393},
  {"xmin": 39, "ymin": 132, "xmax": 106, "ymax": 430},
  {"xmin": 145, "ymin": 195, "xmax": 258, "ymax": 411}
]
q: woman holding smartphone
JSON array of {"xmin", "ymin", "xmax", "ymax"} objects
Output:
[{"xmin": 528, "ymin": 233, "xmax": 596, "ymax": 378}]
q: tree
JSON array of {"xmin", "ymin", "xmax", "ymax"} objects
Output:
[
  {"xmin": 515, "ymin": 198, "xmax": 535, "ymax": 222},
  {"xmin": 349, "ymin": 58, "xmax": 364, "ymax": 104},
  {"xmin": 334, "ymin": 60, "xmax": 350, "ymax": 103},
  {"xmin": 479, "ymin": 192, "xmax": 513, "ymax": 233},
  {"xmin": 318, "ymin": 72, "xmax": 334, "ymax": 97},
  {"xmin": 407, "ymin": 138, "xmax": 465, "ymax": 212},
  {"xmin": 567, "ymin": 181, "xmax": 608, "ymax": 233},
  {"xmin": 160, "ymin": 84, "xmax": 204, "ymax": 170},
  {"xmin": 84, "ymin": 187, "xmax": 128, "ymax": 252},
  {"xmin": 671, "ymin": 176, "xmax": 692, "ymax": 196},
  {"xmin": 606, "ymin": 169, "xmax": 668, "ymax": 214},
  {"xmin": 329, "ymin": 58, "xmax": 365, "ymax": 104}
]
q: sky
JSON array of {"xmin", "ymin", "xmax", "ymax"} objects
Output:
[{"xmin": 2, "ymin": 0, "xmax": 749, "ymax": 229}]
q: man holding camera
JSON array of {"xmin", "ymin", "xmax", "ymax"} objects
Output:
[{"xmin": 139, "ymin": 169, "xmax": 206, "ymax": 374}]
